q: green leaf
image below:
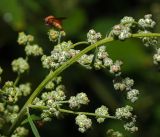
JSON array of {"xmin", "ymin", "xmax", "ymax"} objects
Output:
[
  {"xmin": 21, "ymin": 114, "xmax": 41, "ymax": 125},
  {"xmin": 27, "ymin": 108, "xmax": 41, "ymax": 137}
]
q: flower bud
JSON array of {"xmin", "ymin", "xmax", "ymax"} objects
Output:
[
  {"xmin": 75, "ymin": 114, "xmax": 92, "ymax": 133},
  {"xmin": 11, "ymin": 58, "xmax": 29, "ymax": 74},
  {"xmin": 95, "ymin": 105, "xmax": 109, "ymax": 123}
]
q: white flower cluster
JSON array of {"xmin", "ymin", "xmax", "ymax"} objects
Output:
[
  {"xmin": 48, "ymin": 29, "xmax": 66, "ymax": 42},
  {"xmin": 45, "ymin": 81, "xmax": 55, "ymax": 90},
  {"xmin": 48, "ymin": 29, "xmax": 59, "ymax": 42},
  {"xmin": 115, "ymin": 106, "xmax": 138, "ymax": 132},
  {"xmin": 127, "ymin": 89, "xmax": 139, "ymax": 103},
  {"xmin": 109, "ymin": 60, "xmax": 123, "ymax": 74},
  {"xmin": 41, "ymin": 55, "xmax": 53, "ymax": 69},
  {"xmin": 139, "ymin": 30, "xmax": 158, "ymax": 47},
  {"xmin": 113, "ymin": 77, "xmax": 134, "ymax": 91},
  {"xmin": 0, "ymin": 81, "xmax": 31, "ymax": 103},
  {"xmin": 78, "ymin": 45, "xmax": 123, "ymax": 75},
  {"xmin": 107, "ymin": 129, "xmax": 123, "ymax": 137},
  {"xmin": 69, "ymin": 92, "xmax": 89, "ymax": 109},
  {"xmin": 120, "ymin": 16, "xmax": 135, "ymax": 27},
  {"xmin": 45, "ymin": 87, "xmax": 65, "ymax": 101},
  {"xmin": 5, "ymin": 105, "xmax": 19, "ymax": 124},
  {"xmin": 124, "ymin": 116, "xmax": 138, "ymax": 132},
  {"xmin": 0, "ymin": 81, "xmax": 16, "ymax": 103},
  {"xmin": 78, "ymin": 54, "xmax": 94, "ymax": 69},
  {"xmin": 0, "ymin": 103, "xmax": 20, "ymax": 129},
  {"xmin": 17, "ymin": 32, "xmax": 44, "ymax": 57},
  {"xmin": 11, "ymin": 127, "xmax": 29, "ymax": 137},
  {"xmin": 32, "ymin": 97, "xmax": 45, "ymax": 106},
  {"xmin": 115, "ymin": 105, "xmax": 133, "ymax": 119},
  {"xmin": 95, "ymin": 105, "xmax": 109, "ymax": 123},
  {"xmin": 87, "ymin": 29, "xmax": 102, "ymax": 44},
  {"xmin": 113, "ymin": 77, "xmax": 139, "ymax": 103},
  {"xmin": 42, "ymin": 30, "xmax": 124, "ymax": 73},
  {"xmin": 11, "ymin": 57, "xmax": 29, "ymax": 74},
  {"xmin": 94, "ymin": 46, "xmax": 112, "ymax": 70},
  {"xmin": 137, "ymin": 15, "xmax": 157, "ymax": 47},
  {"xmin": 138, "ymin": 14, "xmax": 156, "ymax": 29},
  {"xmin": 17, "ymin": 32, "xmax": 34, "ymax": 45},
  {"xmin": 153, "ymin": 48, "xmax": 160, "ymax": 65},
  {"xmin": 142, "ymin": 36, "xmax": 157, "ymax": 47},
  {"xmin": 45, "ymin": 77, "xmax": 62, "ymax": 90},
  {"xmin": 25, "ymin": 44, "xmax": 43, "ymax": 56},
  {"xmin": 75, "ymin": 114, "xmax": 92, "ymax": 133},
  {"xmin": 18, "ymin": 83, "xmax": 31, "ymax": 96},
  {"xmin": 51, "ymin": 41, "xmax": 79, "ymax": 63},
  {"xmin": 1, "ymin": 81, "xmax": 19, "ymax": 103},
  {"xmin": 32, "ymin": 78, "xmax": 90, "ymax": 127},
  {"xmin": 110, "ymin": 14, "xmax": 157, "ymax": 44},
  {"xmin": 41, "ymin": 101, "xmax": 60, "ymax": 121},
  {"xmin": 41, "ymin": 41, "xmax": 80, "ymax": 69},
  {"xmin": 97, "ymin": 46, "xmax": 108, "ymax": 59},
  {"xmin": 103, "ymin": 56, "xmax": 113, "ymax": 67},
  {"xmin": 111, "ymin": 24, "xmax": 132, "ymax": 40},
  {"xmin": 111, "ymin": 16, "xmax": 135, "ymax": 40},
  {"xmin": 33, "ymin": 84, "xmax": 66, "ymax": 121}
]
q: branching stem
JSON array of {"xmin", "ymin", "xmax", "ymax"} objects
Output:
[
  {"xmin": 58, "ymin": 108, "xmax": 116, "ymax": 119},
  {"xmin": 29, "ymin": 105, "xmax": 116, "ymax": 119},
  {"xmin": 7, "ymin": 32, "xmax": 160, "ymax": 136}
]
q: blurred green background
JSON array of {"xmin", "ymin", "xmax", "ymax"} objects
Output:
[{"xmin": 0, "ymin": 0, "xmax": 160, "ymax": 137}]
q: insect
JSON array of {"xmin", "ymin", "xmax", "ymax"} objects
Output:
[{"xmin": 44, "ymin": 15, "xmax": 66, "ymax": 30}]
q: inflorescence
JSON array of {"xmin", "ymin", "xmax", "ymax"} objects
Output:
[{"xmin": 0, "ymin": 14, "xmax": 159, "ymax": 137}]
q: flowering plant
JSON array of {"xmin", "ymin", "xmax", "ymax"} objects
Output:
[{"xmin": 0, "ymin": 14, "xmax": 160, "ymax": 137}]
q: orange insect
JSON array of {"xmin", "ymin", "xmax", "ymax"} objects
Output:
[{"xmin": 45, "ymin": 15, "xmax": 66, "ymax": 30}]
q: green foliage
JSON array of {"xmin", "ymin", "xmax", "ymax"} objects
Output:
[{"xmin": 27, "ymin": 108, "xmax": 41, "ymax": 137}]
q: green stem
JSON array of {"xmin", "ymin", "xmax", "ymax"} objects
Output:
[
  {"xmin": 29, "ymin": 105, "xmax": 116, "ymax": 119},
  {"xmin": 67, "ymin": 41, "xmax": 89, "ymax": 49},
  {"xmin": 7, "ymin": 32, "xmax": 160, "ymax": 136},
  {"xmin": 13, "ymin": 73, "xmax": 21, "ymax": 86},
  {"xmin": 58, "ymin": 31, "xmax": 61, "ymax": 44},
  {"xmin": 58, "ymin": 108, "xmax": 116, "ymax": 119},
  {"xmin": 91, "ymin": 47, "xmax": 99, "ymax": 67},
  {"xmin": 56, "ymin": 100, "xmax": 69, "ymax": 104},
  {"xmin": 64, "ymin": 41, "xmax": 89, "ymax": 51},
  {"xmin": 8, "ymin": 37, "xmax": 113, "ymax": 136},
  {"xmin": 25, "ymin": 56, "xmax": 29, "ymax": 61},
  {"xmin": 132, "ymin": 33, "xmax": 160, "ymax": 37}
]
